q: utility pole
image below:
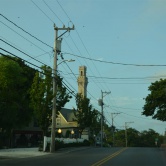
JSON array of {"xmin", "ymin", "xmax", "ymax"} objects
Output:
[
  {"xmin": 125, "ymin": 121, "xmax": 134, "ymax": 147},
  {"xmin": 111, "ymin": 112, "xmax": 120, "ymax": 146},
  {"xmin": 50, "ymin": 24, "xmax": 74, "ymax": 153},
  {"xmin": 98, "ymin": 90, "xmax": 111, "ymax": 147}
]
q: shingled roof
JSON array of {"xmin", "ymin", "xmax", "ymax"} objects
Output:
[{"xmin": 59, "ymin": 108, "xmax": 76, "ymax": 122}]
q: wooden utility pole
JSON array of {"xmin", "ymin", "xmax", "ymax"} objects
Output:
[{"xmin": 50, "ymin": 24, "xmax": 74, "ymax": 153}]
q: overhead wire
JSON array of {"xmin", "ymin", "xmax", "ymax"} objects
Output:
[
  {"xmin": 42, "ymin": 0, "xmax": 64, "ymax": 25},
  {"xmin": 1, "ymin": 39, "xmax": 47, "ymax": 66},
  {"xmin": 0, "ymin": 13, "xmax": 53, "ymax": 49},
  {"xmin": 31, "ymin": 0, "xmax": 55, "ymax": 24},
  {"xmin": 0, "ymin": 21, "xmax": 52, "ymax": 58},
  {"xmin": 62, "ymin": 51, "xmax": 166, "ymax": 67}
]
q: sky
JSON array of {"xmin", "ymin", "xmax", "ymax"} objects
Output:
[{"xmin": 1, "ymin": 0, "xmax": 166, "ymax": 135}]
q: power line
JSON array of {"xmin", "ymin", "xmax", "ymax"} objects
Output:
[
  {"xmin": 88, "ymin": 75, "xmax": 166, "ymax": 80},
  {"xmin": 0, "ymin": 13, "xmax": 53, "ymax": 49},
  {"xmin": 56, "ymin": 0, "xmax": 72, "ymax": 22},
  {"xmin": 62, "ymin": 51, "xmax": 166, "ymax": 67},
  {"xmin": 0, "ymin": 49, "xmax": 43, "ymax": 70},
  {"xmin": 1, "ymin": 39, "xmax": 47, "ymax": 66},
  {"xmin": 2, "ymin": 12, "xmax": 165, "ymax": 68},
  {"xmin": 43, "ymin": 0, "xmax": 64, "ymax": 25},
  {"xmin": 31, "ymin": 0, "xmax": 54, "ymax": 24},
  {"xmin": 0, "ymin": 21, "xmax": 51, "ymax": 53}
]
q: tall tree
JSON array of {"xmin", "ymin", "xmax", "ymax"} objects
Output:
[
  {"xmin": 0, "ymin": 55, "xmax": 35, "ymax": 134},
  {"xmin": 73, "ymin": 94, "xmax": 100, "ymax": 135},
  {"xmin": 30, "ymin": 65, "xmax": 72, "ymax": 136},
  {"xmin": 142, "ymin": 79, "xmax": 166, "ymax": 121}
]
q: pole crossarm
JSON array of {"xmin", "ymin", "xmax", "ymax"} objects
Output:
[{"xmin": 54, "ymin": 24, "xmax": 74, "ymax": 40}]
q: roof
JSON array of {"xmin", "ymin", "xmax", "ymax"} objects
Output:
[{"xmin": 59, "ymin": 108, "xmax": 76, "ymax": 122}]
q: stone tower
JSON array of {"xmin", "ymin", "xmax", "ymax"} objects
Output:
[{"xmin": 77, "ymin": 66, "xmax": 88, "ymax": 98}]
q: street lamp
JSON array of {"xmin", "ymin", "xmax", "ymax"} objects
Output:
[{"xmin": 58, "ymin": 59, "xmax": 75, "ymax": 66}]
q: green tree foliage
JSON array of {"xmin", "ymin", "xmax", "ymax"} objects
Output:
[
  {"xmin": 139, "ymin": 129, "xmax": 160, "ymax": 147},
  {"xmin": 114, "ymin": 129, "xmax": 126, "ymax": 147},
  {"xmin": 0, "ymin": 55, "xmax": 35, "ymax": 133},
  {"xmin": 73, "ymin": 94, "xmax": 100, "ymax": 135},
  {"xmin": 126, "ymin": 128, "xmax": 140, "ymax": 147},
  {"xmin": 114, "ymin": 128, "xmax": 162, "ymax": 147},
  {"xmin": 30, "ymin": 65, "xmax": 72, "ymax": 136},
  {"xmin": 142, "ymin": 79, "xmax": 166, "ymax": 121}
]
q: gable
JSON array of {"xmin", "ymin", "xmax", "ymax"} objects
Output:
[{"xmin": 59, "ymin": 108, "xmax": 76, "ymax": 122}]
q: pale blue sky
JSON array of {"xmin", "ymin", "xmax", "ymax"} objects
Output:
[{"xmin": 1, "ymin": 0, "xmax": 166, "ymax": 134}]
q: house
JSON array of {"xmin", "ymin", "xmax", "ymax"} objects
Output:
[{"xmin": 56, "ymin": 108, "xmax": 78, "ymax": 138}]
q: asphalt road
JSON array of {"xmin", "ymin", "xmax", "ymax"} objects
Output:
[{"xmin": 0, "ymin": 147, "xmax": 166, "ymax": 166}]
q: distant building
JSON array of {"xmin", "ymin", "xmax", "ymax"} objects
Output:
[{"xmin": 77, "ymin": 66, "xmax": 88, "ymax": 98}]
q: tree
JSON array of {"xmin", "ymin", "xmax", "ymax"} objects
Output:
[
  {"xmin": 126, "ymin": 128, "xmax": 140, "ymax": 147},
  {"xmin": 30, "ymin": 65, "xmax": 72, "ymax": 136},
  {"xmin": 0, "ymin": 55, "xmax": 35, "ymax": 146},
  {"xmin": 142, "ymin": 79, "xmax": 166, "ymax": 121},
  {"xmin": 114, "ymin": 129, "xmax": 126, "ymax": 147},
  {"xmin": 73, "ymin": 94, "xmax": 100, "ymax": 136},
  {"xmin": 139, "ymin": 129, "xmax": 160, "ymax": 147}
]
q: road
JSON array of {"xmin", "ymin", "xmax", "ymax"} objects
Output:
[{"xmin": 0, "ymin": 147, "xmax": 166, "ymax": 166}]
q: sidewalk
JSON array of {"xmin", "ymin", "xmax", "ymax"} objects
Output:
[
  {"xmin": 0, "ymin": 146, "xmax": 90, "ymax": 159},
  {"xmin": 0, "ymin": 147, "xmax": 50, "ymax": 159}
]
